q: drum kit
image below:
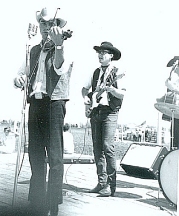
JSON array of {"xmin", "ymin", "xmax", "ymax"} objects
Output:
[
  {"xmin": 154, "ymin": 56, "xmax": 179, "ymax": 207},
  {"xmin": 158, "ymin": 150, "xmax": 178, "ymax": 206}
]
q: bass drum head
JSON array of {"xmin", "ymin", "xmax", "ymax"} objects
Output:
[{"xmin": 158, "ymin": 149, "xmax": 179, "ymax": 206}]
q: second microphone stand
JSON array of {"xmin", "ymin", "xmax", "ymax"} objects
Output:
[{"xmin": 12, "ymin": 24, "xmax": 37, "ymax": 207}]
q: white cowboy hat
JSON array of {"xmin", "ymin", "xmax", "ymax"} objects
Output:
[{"xmin": 36, "ymin": 7, "xmax": 67, "ymax": 28}]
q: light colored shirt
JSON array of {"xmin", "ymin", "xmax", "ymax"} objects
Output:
[
  {"xmin": 165, "ymin": 66, "xmax": 179, "ymax": 92},
  {"xmin": 83, "ymin": 64, "xmax": 126, "ymax": 106},
  {"xmin": 63, "ymin": 131, "xmax": 74, "ymax": 154},
  {"xmin": 0, "ymin": 133, "xmax": 16, "ymax": 154},
  {"xmin": 16, "ymin": 48, "xmax": 73, "ymax": 100}
]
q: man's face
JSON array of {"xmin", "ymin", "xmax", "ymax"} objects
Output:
[
  {"xmin": 39, "ymin": 19, "xmax": 57, "ymax": 39},
  {"xmin": 4, "ymin": 130, "xmax": 9, "ymax": 136},
  {"xmin": 97, "ymin": 50, "xmax": 113, "ymax": 66}
]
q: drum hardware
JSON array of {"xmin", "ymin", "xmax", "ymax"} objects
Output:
[
  {"xmin": 171, "ymin": 110, "xmax": 175, "ymax": 150},
  {"xmin": 158, "ymin": 149, "xmax": 179, "ymax": 206},
  {"xmin": 154, "ymin": 170, "xmax": 159, "ymax": 177},
  {"xmin": 159, "ymin": 154, "xmax": 165, "ymax": 159},
  {"xmin": 154, "ymin": 102, "xmax": 179, "ymax": 150},
  {"xmin": 154, "ymin": 91, "xmax": 179, "ymax": 150},
  {"xmin": 154, "ymin": 102, "xmax": 179, "ymax": 120},
  {"xmin": 154, "ymin": 59, "xmax": 179, "ymax": 210}
]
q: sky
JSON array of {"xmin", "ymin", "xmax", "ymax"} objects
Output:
[{"xmin": 1, "ymin": 0, "xmax": 179, "ymax": 127}]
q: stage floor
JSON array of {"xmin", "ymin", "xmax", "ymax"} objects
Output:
[{"xmin": 0, "ymin": 152, "xmax": 176, "ymax": 216}]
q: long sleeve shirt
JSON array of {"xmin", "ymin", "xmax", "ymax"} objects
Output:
[{"xmin": 15, "ymin": 44, "xmax": 73, "ymax": 100}]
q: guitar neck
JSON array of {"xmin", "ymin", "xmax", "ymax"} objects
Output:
[
  {"xmin": 96, "ymin": 77, "xmax": 117, "ymax": 99},
  {"xmin": 95, "ymin": 73, "xmax": 124, "ymax": 100},
  {"xmin": 96, "ymin": 88, "xmax": 106, "ymax": 99}
]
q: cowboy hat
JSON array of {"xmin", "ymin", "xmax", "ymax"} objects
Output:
[
  {"xmin": 36, "ymin": 7, "xmax": 67, "ymax": 28},
  {"xmin": 4, "ymin": 127, "xmax": 10, "ymax": 132},
  {"xmin": 167, "ymin": 56, "xmax": 179, "ymax": 67},
  {"xmin": 93, "ymin": 41, "xmax": 121, "ymax": 60}
]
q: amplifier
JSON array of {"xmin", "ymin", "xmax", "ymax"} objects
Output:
[{"xmin": 120, "ymin": 143, "xmax": 168, "ymax": 179}]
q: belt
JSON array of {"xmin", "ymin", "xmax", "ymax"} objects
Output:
[
  {"xmin": 97, "ymin": 105, "xmax": 111, "ymax": 110},
  {"xmin": 30, "ymin": 93, "xmax": 49, "ymax": 100},
  {"xmin": 94, "ymin": 105, "xmax": 118, "ymax": 114}
]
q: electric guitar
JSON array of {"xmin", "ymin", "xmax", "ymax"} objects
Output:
[{"xmin": 85, "ymin": 73, "xmax": 125, "ymax": 118}]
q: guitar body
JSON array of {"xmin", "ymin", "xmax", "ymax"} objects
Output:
[
  {"xmin": 156, "ymin": 91, "xmax": 179, "ymax": 121},
  {"xmin": 85, "ymin": 72, "xmax": 125, "ymax": 118},
  {"xmin": 156, "ymin": 91, "xmax": 177, "ymax": 104},
  {"xmin": 85, "ymin": 91, "xmax": 105, "ymax": 118}
]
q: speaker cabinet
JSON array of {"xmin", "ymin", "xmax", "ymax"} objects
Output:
[{"xmin": 120, "ymin": 143, "xmax": 168, "ymax": 179}]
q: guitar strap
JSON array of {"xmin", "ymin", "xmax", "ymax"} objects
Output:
[
  {"xmin": 100, "ymin": 67, "xmax": 123, "ymax": 111},
  {"xmin": 87, "ymin": 66, "xmax": 123, "ymax": 113},
  {"xmin": 92, "ymin": 67, "xmax": 118, "ymax": 92},
  {"xmin": 100, "ymin": 72, "xmax": 105, "ymax": 84},
  {"xmin": 103, "ymin": 67, "xmax": 118, "ymax": 87}
]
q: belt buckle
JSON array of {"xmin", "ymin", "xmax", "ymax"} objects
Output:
[{"xmin": 35, "ymin": 92, "xmax": 43, "ymax": 99}]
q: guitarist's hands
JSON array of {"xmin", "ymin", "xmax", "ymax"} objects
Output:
[
  {"xmin": 14, "ymin": 75, "xmax": 26, "ymax": 88},
  {"xmin": 104, "ymin": 85, "xmax": 126, "ymax": 99},
  {"xmin": 95, "ymin": 86, "xmax": 102, "ymax": 92},
  {"xmin": 104, "ymin": 86, "xmax": 115, "ymax": 93}
]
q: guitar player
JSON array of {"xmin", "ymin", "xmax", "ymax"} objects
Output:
[{"xmin": 81, "ymin": 41, "xmax": 126, "ymax": 197}]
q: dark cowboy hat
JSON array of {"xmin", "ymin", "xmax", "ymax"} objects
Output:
[
  {"xmin": 36, "ymin": 7, "xmax": 67, "ymax": 28},
  {"xmin": 93, "ymin": 41, "xmax": 121, "ymax": 60},
  {"xmin": 4, "ymin": 127, "xmax": 10, "ymax": 132},
  {"xmin": 167, "ymin": 56, "xmax": 179, "ymax": 67}
]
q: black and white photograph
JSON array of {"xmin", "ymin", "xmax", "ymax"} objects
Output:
[{"xmin": 0, "ymin": 0, "xmax": 179, "ymax": 215}]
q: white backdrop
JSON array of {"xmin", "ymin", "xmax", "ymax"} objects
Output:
[{"xmin": 1, "ymin": 0, "xmax": 179, "ymax": 126}]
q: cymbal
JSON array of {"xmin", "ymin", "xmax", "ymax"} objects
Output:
[{"xmin": 154, "ymin": 102, "xmax": 179, "ymax": 119}]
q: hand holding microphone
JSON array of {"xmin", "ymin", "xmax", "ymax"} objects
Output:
[{"xmin": 14, "ymin": 75, "xmax": 26, "ymax": 88}]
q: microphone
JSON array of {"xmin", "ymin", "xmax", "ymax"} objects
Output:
[{"xmin": 28, "ymin": 23, "xmax": 38, "ymax": 39}]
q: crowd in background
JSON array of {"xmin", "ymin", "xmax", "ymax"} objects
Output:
[{"xmin": 115, "ymin": 127, "xmax": 159, "ymax": 143}]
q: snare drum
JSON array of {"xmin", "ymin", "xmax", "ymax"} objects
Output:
[{"xmin": 158, "ymin": 149, "xmax": 179, "ymax": 206}]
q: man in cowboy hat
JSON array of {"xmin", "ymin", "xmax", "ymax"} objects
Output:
[
  {"xmin": 81, "ymin": 41, "xmax": 126, "ymax": 196},
  {"xmin": 14, "ymin": 7, "xmax": 73, "ymax": 216}
]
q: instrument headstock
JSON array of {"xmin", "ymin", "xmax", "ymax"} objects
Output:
[{"xmin": 62, "ymin": 29, "xmax": 73, "ymax": 40}]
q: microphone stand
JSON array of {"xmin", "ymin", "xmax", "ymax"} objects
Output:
[{"xmin": 12, "ymin": 23, "xmax": 37, "ymax": 207}]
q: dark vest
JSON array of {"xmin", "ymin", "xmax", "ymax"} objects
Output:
[
  {"xmin": 90, "ymin": 67, "xmax": 123, "ymax": 111},
  {"xmin": 27, "ymin": 44, "xmax": 61, "ymax": 102}
]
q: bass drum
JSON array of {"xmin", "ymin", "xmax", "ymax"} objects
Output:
[{"xmin": 158, "ymin": 149, "xmax": 179, "ymax": 206}]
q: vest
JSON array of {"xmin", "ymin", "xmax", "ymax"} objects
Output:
[
  {"xmin": 91, "ymin": 67, "xmax": 123, "ymax": 111},
  {"xmin": 27, "ymin": 44, "xmax": 71, "ymax": 102}
]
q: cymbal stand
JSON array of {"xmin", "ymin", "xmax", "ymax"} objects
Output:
[
  {"xmin": 12, "ymin": 23, "xmax": 38, "ymax": 207},
  {"xmin": 170, "ymin": 109, "xmax": 175, "ymax": 151}
]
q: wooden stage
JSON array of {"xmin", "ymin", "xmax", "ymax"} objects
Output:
[{"xmin": 0, "ymin": 152, "xmax": 177, "ymax": 216}]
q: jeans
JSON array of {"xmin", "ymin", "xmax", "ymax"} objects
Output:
[
  {"xmin": 90, "ymin": 106, "xmax": 118, "ymax": 191},
  {"xmin": 28, "ymin": 97, "xmax": 66, "ymax": 214}
]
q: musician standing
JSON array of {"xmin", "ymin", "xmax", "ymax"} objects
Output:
[
  {"xmin": 81, "ymin": 42, "xmax": 126, "ymax": 196},
  {"xmin": 14, "ymin": 7, "xmax": 73, "ymax": 216}
]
